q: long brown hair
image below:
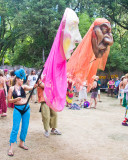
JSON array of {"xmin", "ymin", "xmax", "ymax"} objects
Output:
[{"xmin": 12, "ymin": 77, "xmax": 16, "ymax": 86}]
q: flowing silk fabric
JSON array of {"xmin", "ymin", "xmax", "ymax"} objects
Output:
[
  {"xmin": 42, "ymin": 16, "xmax": 67, "ymax": 112},
  {"xmin": 67, "ymin": 18, "xmax": 110, "ymax": 92}
]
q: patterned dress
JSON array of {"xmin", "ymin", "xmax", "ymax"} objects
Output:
[{"xmin": 66, "ymin": 81, "xmax": 74, "ymax": 105}]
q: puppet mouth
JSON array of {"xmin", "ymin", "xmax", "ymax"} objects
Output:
[
  {"xmin": 75, "ymin": 40, "xmax": 80, "ymax": 43},
  {"xmin": 98, "ymin": 48, "xmax": 107, "ymax": 57},
  {"xmin": 101, "ymin": 48, "xmax": 106, "ymax": 52},
  {"xmin": 99, "ymin": 43, "xmax": 107, "ymax": 53}
]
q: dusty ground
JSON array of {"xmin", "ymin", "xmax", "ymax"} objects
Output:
[{"xmin": 0, "ymin": 93, "xmax": 128, "ymax": 160}]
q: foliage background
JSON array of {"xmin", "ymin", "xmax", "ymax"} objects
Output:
[{"xmin": 0, "ymin": 0, "xmax": 128, "ymax": 73}]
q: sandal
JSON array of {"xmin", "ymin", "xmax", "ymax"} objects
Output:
[
  {"xmin": 8, "ymin": 150, "xmax": 14, "ymax": 156},
  {"xmin": 19, "ymin": 145, "xmax": 29, "ymax": 150},
  {"xmin": 51, "ymin": 129, "xmax": 61, "ymax": 135},
  {"xmin": 1, "ymin": 113, "xmax": 7, "ymax": 117}
]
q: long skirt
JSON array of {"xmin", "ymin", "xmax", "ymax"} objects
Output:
[{"xmin": 0, "ymin": 89, "xmax": 7, "ymax": 114}]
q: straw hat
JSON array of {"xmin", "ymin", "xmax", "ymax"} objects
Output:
[
  {"xmin": 92, "ymin": 75, "xmax": 99, "ymax": 80},
  {"xmin": 121, "ymin": 76, "xmax": 125, "ymax": 81}
]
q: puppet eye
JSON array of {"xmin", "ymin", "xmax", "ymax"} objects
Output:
[{"xmin": 101, "ymin": 26, "xmax": 108, "ymax": 34}]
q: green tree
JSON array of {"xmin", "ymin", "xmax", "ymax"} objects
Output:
[
  {"xmin": 78, "ymin": 11, "xmax": 94, "ymax": 37},
  {"xmin": 0, "ymin": 0, "xmax": 128, "ymax": 73},
  {"xmin": 1, "ymin": 0, "xmax": 66, "ymax": 68}
]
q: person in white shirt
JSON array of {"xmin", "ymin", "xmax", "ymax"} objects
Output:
[{"xmin": 27, "ymin": 70, "xmax": 38, "ymax": 103}]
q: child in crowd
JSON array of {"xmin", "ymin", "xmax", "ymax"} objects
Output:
[
  {"xmin": 88, "ymin": 76, "xmax": 99, "ymax": 109},
  {"xmin": 79, "ymin": 81, "xmax": 87, "ymax": 107},
  {"xmin": 66, "ymin": 78, "xmax": 74, "ymax": 107}
]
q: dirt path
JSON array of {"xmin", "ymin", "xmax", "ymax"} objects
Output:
[{"xmin": 1, "ymin": 93, "xmax": 128, "ymax": 160}]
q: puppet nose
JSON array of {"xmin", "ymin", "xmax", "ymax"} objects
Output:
[
  {"xmin": 104, "ymin": 33, "xmax": 113, "ymax": 46},
  {"xmin": 74, "ymin": 30, "xmax": 82, "ymax": 43}
]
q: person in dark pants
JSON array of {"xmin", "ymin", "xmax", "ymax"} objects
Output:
[{"xmin": 88, "ymin": 76, "xmax": 99, "ymax": 109}]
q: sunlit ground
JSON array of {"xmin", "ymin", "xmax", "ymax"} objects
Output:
[{"xmin": 0, "ymin": 93, "xmax": 128, "ymax": 160}]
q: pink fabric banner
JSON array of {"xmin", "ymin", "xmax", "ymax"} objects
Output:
[{"xmin": 42, "ymin": 15, "xmax": 67, "ymax": 112}]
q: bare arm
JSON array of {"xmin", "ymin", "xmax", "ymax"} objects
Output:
[
  {"xmin": 38, "ymin": 80, "xmax": 44, "ymax": 89},
  {"xmin": 119, "ymin": 82, "xmax": 122, "ymax": 90},
  {"xmin": 23, "ymin": 84, "xmax": 38, "ymax": 91},
  {"xmin": 3, "ymin": 78, "xmax": 7, "ymax": 96},
  {"xmin": 22, "ymin": 85, "xmax": 33, "ymax": 91},
  {"xmin": 8, "ymin": 78, "xmax": 11, "ymax": 87},
  {"xmin": 92, "ymin": 81, "xmax": 97, "ymax": 89},
  {"xmin": 27, "ymin": 80, "xmax": 30, "ymax": 86},
  {"xmin": 124, "ymin": 84, "xmax": 128, "ymax": 93}
]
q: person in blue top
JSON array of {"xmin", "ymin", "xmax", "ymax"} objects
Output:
[
  {"xmin": 7, "ymin": 68, "xmax": 37, "ymax": 156},
  {"xmin": 114, "ymin": 77, "xmax": 120, "ymax": 97}
]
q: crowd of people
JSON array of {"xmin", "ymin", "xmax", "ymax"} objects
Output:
[
  {"xmin": 66, "ymin": 74, "xmax": 128, "ymax": 127},
  {"xmin": 0, "ymin": 68, "xmax": 128, "ymax": 156},
  {"xmin": 66, "ymin": 76, "xmax": 128, "ymax": 109},
  {"xmin": 1, "ymin": 68, "xmax": 127, "ymax": 117},
  {"xmin": 66, "ymin": 76, "xmax": 102, "ymax": 109},
  {"xmin": 107, "ymin": 76, "xmax": 128, "ymax": 108}
]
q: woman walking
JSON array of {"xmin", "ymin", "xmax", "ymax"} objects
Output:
[{"xmin": 8, "ymin": 68, "xmax": 37, "ymax": 156}]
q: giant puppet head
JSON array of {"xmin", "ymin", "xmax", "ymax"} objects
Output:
[
  {"xmin": 92, "ymin": 22, "xmax": 113, "ymax": 58},
  {"xmin": 61, "ymin": 8, "xmax": 82, "ymax": 60},
  {"xmin": 42, "ymin": 8, "xmax": 81, "ymax": 112},
  {"xmin": 67, "ymin": 18, "xmax": 113, "ymax": 92}
]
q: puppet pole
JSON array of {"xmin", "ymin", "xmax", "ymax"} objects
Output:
[{"xmin": 23, "ymin": 67, "xmax": 44, "ymax": 111}]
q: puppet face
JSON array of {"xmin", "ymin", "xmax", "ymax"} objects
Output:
[
  {"xmin": 63, "ymin": 8, "xmax": 82, "ymax": 60},
  {"xmin": 92, "ymin": 23, "xmax": 113, "ymax": 58}
]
